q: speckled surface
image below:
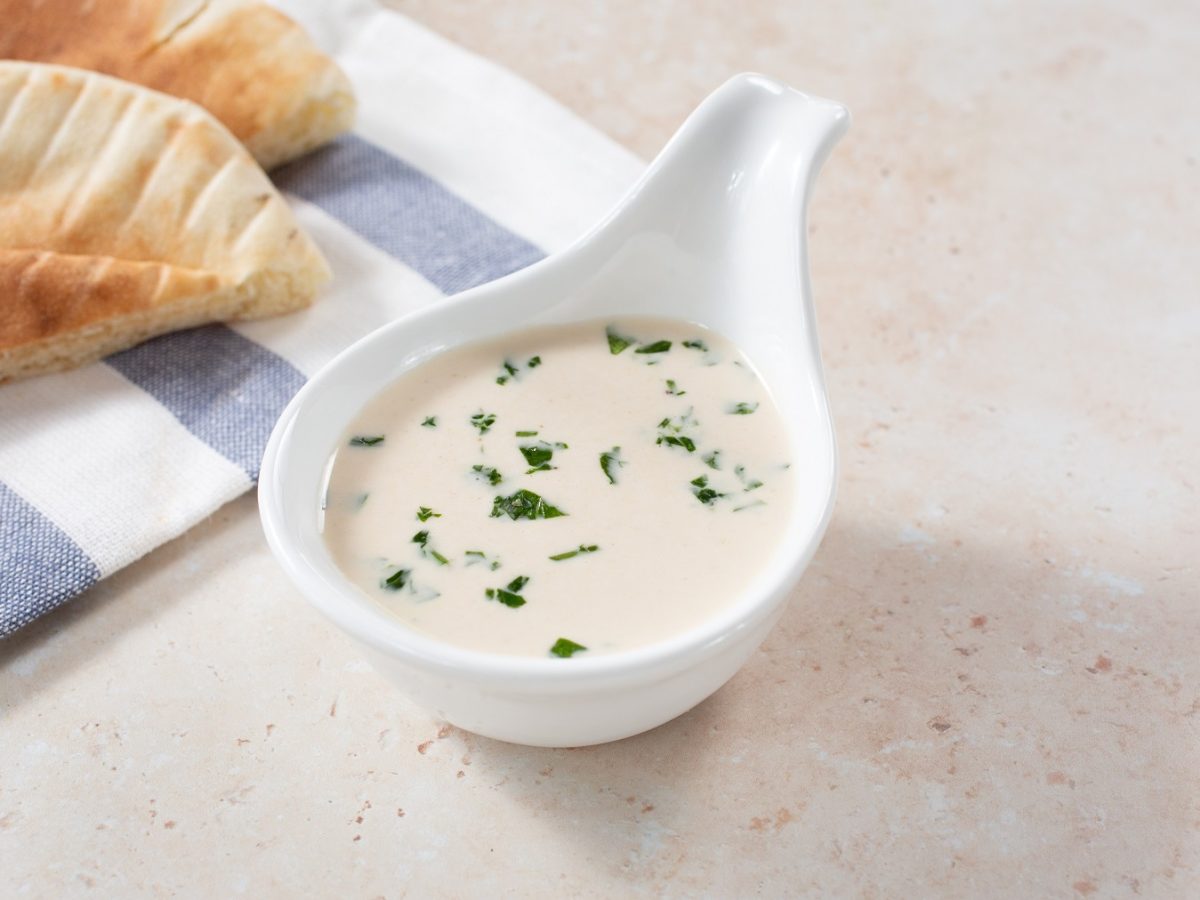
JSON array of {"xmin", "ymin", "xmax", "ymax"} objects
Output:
[{"xmin": 4, "ymin": 2, "xmax": 1199, "ymax": 896}]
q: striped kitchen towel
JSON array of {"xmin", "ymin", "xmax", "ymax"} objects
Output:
[{"xmin": 0, "ymin": 0, "xmax": 642, "ymax": 635}]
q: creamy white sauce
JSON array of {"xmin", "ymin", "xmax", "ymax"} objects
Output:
[{"xmin": 322, "ymin": 317, "xmax": 794, "ymax": 658}]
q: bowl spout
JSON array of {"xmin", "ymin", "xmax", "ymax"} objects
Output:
[
  {"xmin": 614, "ymin": 73, "xmax": 850, "ymax": 257},
  {"xmin": 554, "ymin": 74, "xmax": 849, "ymax": 438}
]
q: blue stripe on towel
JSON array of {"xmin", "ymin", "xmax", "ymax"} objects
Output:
[
  {"xmin": 273, "ymin": 134, "xmax": 545, "ymax": 294},
  {"xmin": 106, "ymin": 325, "xmax": 308, "ymax": 481},
  {"xmin": 0, "ymin": 481, "xmax": 101, "ymax": 636}
]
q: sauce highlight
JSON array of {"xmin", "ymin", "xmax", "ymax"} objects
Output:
[{"xmin": 322, "ymin": 317, "xmax": 794, "ymax": 658}]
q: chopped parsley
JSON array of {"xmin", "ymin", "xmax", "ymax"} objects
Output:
[
  {"xmin": 354, "ymin": 493, "xmax": 370, "ymax": 509},
  {"xmin": 411, "ymin": 530, "xmax": 449, "ymax": 565},
  {"xmin": 635, "ymin": 340, "xmax": 672, "ymax": 354},
  {"xmin": 682, "ymin": 339, "xmax": 708, "ymax": 352},
  {"xmin": 490, "ymin": 488, "xmax": 567, "ymax": 520},
  {"xmin": 471, "ymin": 464, "xmax": 504, "ymax": 486},
  {"xmin": 470, "ymin": 411, "xmax": 497, "ymax": 434},
  {"xmin": 421, "ymin": 416, "xmax": 437, "ymax": 428},
  {"xmin": 382, "ymin": 567, "xmax": 411, "ymax": 590},
  {"xmin": 599, "ymin": 446, "xmax": 624, "ymax": 485},
  {"xmin": 465, "ymin": 550, "xmax": 501, "ymax": 571},
  {"xmin": 690, "ymin": 474, "xmax": 726, "ymax": 506},
  {"xmin": 485, "ymin": 574, "xmax": 530, "ymax": 608},
  {"xmin": 549, "ymin": 544, "xmax": 599, "ymax": 561},
  {"xmin": 498, "ymin": 356, "xmax": 542, "ymax": 385},
  {"xmin": 703, "ymin": 450, "xmax": 722, "ymax": 470},
  {"xmin": 658, "ymin": 434, "xmax": 695, "ymax": 452},
  {"xmin": 416, "ymin": 506, "xmax": 441, "ymax": 522},
  {"xmin": 519, "ymin": 440, "xmax": 566, "ymax": 473},
  {"xmin": 665, "ymin": 379, "xmax": 686, "ymax": 396},
  {"xmin": 734, "ymin": 464, "xmax": 764, "ymax": 491},
  {"xmin": 496, "ymin": 360, "xmax": 520, "ymax": 385},
  {"xmin": 550, "ymin": 637, "xmax": 587, "ymax": 658},
  {"xmin": 733, "ymin": 499, "xmax": 767, "ymax": 512},
  {"xmin": 606, "ymin": 326, "xmax": 634, "ymax": 355},
  {"xmin": 728, "ymin": 401, "xmax": 759, "ymax": 415},
  {"xmin": 349, "ymin": 435, "xmax": 384, "ymax": 447},
  {"xmin": 656, "ymin": 411, "xmax": 699, "ymax": 453},
  {"xmin": 486, "ymin": 589, "xmax": 525, "ymax": 608},
  {"xmin": 515, "ymin": 430, "xmax": 539, "ymax": 437}
]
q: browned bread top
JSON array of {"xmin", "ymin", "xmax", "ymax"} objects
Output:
[{"xmin": 0, "ymin": 0, "xmax": 355, "ymax": 169}]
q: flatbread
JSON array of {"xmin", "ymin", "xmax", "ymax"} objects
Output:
[
  {"xmin": 0, "ymin": 62, "xmax": 330, "ymax": 382},
  {"xmin": 0, "ymin": 0, "xmax": 355, "ymax": 169}
]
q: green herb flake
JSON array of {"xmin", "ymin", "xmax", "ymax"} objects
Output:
[
  {"xmin": 550, "ymin": 637, "xmax": 587, "ymax": 658},
  {"xmin": 355, "ymin": 493, "xmax": 370, "ymax": 509},
  {"xmin": 519, "ymin": 441, "xmax": 562, "ymax": 473},
  {"xmin": 465, "ymin": 550, "xmax": 502, "ymax": 571},
  {"xmin": 682, "ymin": 339, "xmax": 709, "ymax": 352},
  {"xmin": 635, "ymin": 340, "xmax": 672, "ymax": 354},
  {"xmin": 599, "ymin": 446, "xmax": 624, "ymax": 485},
  {"xmin": 485, "ymin": 574, "xmax": 529, "ymax": 608},
  {"xmin": 416, "ymin": 506, "xmax": 441, "ymax": 522},
  {"xmin": 470, "ymin": 411, "xmax": 497, "ymax": 434},
  {"xmin": 471, "ymin": 464, "xmax": 504, "ymax": 486},
  {"xmin": 703, "ymin": 451, "xmax": 722, "ymax": 470},
  {"xmin": 734, "ymin": 500, "xmax": 767, "ymax": 512},
  {"xmin": 527, "ymin": 356, "xmax": 542, "ymax": 368},
  {"xmin": 657, "ymin": 434, "xmax": 696, "ymax": 453},
  {"xmin": 515, "ymin": 430, "xmax": 539, "ymax": 437},
  {"xmin": 485, "ymin": 588, "xmax": 526, "ymax": 608},
  {"xmin": 728, "ymin": 401, "xmax": 759, "ymax": 415},
  {"xmin": 421, "ymin": 416, "xmax": 438, "ymax": 428},
  {"xmin": 549, "ymin": 544, "xmax": 600, "ymax": 561},
  {"xmin": 412, "ymin": 530, "xmax": 450, "ymax": 565},
  {"xmin": 490, "ymin": 488, "xmax": 567, "ymax": 520},
  {"xmin": 656, "ymin": 410, "xmax": 699, "ymax": 454},
  {"xmin": 734, "ymin": 464, "xmax": 764, "ymax": 492},
  {"xmin": 690, "ymin": 474, "xmax": 726, "ymax": 506},
  {"xmin": 665, "ymin": 379, "xmax": 686, "ymax": 396},
  {"xmin": 349, "ymin": 435, "xmax": 385, "ymax": 447},
  {"xmin": 606, "ymin": 326, "xmax": 634, "ymax": 355},
  {"xmin": 382, "ymin": 568, "xmax": 411, "ymax": 590},
  {"xmin": 519, "ymin": 443, "xmax": 553, "ymax": 467}
]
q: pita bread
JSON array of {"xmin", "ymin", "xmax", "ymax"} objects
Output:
[
  {"xmin": 0, "ymin": 0, "xmax": 355, "ymax": 169},
  {"xmin": 0, "ymin": 62, "xmax": 330, "ymax": 382}
]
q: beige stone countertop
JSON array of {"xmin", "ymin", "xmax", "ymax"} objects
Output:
[{"xmin": 4, "ymin": 1, "xmax": 1198, "ymax": 897}]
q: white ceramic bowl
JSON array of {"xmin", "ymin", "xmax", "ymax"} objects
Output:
[{"xmin": 259, "ymin": 74, "xmax": 848, "ymax": 746}]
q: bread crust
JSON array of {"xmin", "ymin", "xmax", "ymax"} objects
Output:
[
  {"xmin": 0, "ymin": 62, "xmax": 330, "ymax": 382},
  {"xmin": 0, "ymin": 0, "xmax": 355, "ymax": 169}
]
